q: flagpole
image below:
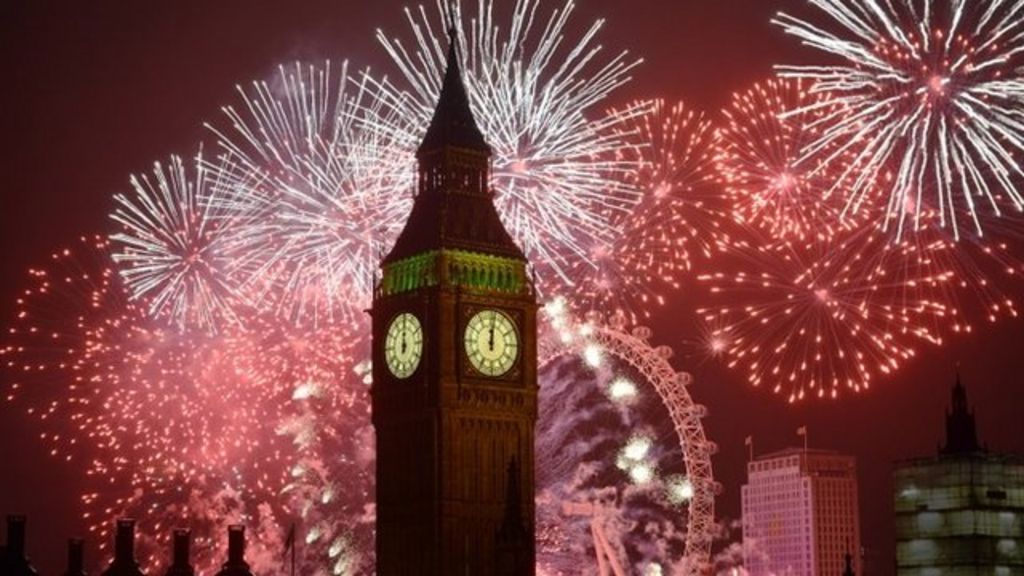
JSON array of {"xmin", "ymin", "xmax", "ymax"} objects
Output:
[{"xmin": 797, "ymin": 425, "xmax": 808, "ymax": 455}]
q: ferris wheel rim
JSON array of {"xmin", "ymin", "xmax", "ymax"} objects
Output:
[{"xmin": 538, "ymin": 308, "xmax": 716, "ymax": 574}]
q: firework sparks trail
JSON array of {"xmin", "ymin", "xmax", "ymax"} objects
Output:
[
  {"xmin": 715, "ymin": 78, "xmax": 856, "ymax": 241},
  {"xmin": 774, "ymin": 0, "xmax": 1024, "ymax": 239},
  {"xmin": 369, "ymin": 0, "xmax": 647, "ymax": 290},
  {"xmin": 205, "ymin": 60, "xmax": 412, "ymax": 327},
  {"xmin": 110, "ymin": 151, "xmax": 242, "ymax": 333},
  {"xmin": 697, "ymin": 224, "xmax": 952, "ymax": 402},
  {"xmin": 881, "ymin": 207, "xmax": 1023, "ymax": 334},
  {"xmin": 575, "ymin": 99, "xmax": 727, "ymax": 321}
]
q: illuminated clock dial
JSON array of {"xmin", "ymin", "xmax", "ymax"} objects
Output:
[
  {"xmin": 385, "ymin": 313, "xmax": 423, "ymax": 379},
  {"xmin": 464, "ymin": 309, "xmax": 519, "ymax": 377}
]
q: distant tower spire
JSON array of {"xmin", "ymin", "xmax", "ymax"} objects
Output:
[
  {"xmin": 941, "ymin": 367, "xmax": 982, "ymax": 455},
  {"xmin": 496, "ymin": 458, "xmax": 533, "ymax": 575},
  {"xmin": 446, "ymin": 6, "xmax": 458, "ymax": 48}
]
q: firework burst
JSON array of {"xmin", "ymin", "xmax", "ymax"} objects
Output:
[
  {"xmin": 576, "ymin": 99, "xmax": 726, "ymax": 320},
  {"xmin": 774, "ymin": 0, "xmax": 1024, "ymax": 239},
  {"xmin": 715, "ymin": 78, "xmax": 853, "ymax": 241},
  {"xmin": 369, "ymin": 0, "xmax": 646, "ymax": 289},
  {"xmin": 110, "ymin": 151, "xmax": 241, "ymax": 333},
  {"xmin": 697, "ymin": 225, "xmax": 950, "ymax": 402},
  {"xmin": 206, "ymin": 60, "xmax": 410, "ymax": 326}
]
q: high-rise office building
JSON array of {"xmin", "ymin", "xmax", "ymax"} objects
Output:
[
  {"xmin": 894, "ymin": 375, "xmax": 1024, "ymax": 576},
  {"xmin": 742, "ymin": 448, "xmax": 862, "ymax": 576}
]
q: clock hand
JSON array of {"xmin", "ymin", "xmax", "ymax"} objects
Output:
[
  {"xmin": 488, "ymin": 314, "xmax": 496, "ymax": 351},
  {"xmin": 401, "ymin": 331, "xmax": 407, "ymax": 355}
]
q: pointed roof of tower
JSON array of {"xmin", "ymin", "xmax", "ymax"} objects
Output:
[
  {"xmin": 381, "ymin": 19, "xmax": 525, "ymax": 266},
  {"xmin": 417, "ymin": 24, "xmax": 490, "ymax": 157},
  {"xmin": 941, "ymin": 367, "xmax": 982, "ymax": 455}
]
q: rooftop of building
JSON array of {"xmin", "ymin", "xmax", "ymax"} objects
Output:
[
  {"xmin": 755, "ymin": 447, "xmax": 845, "ymax": 461},
  {"xmin": 746, "ymin": 447, "xmax": 858, "ymax": 479},
  {"xmin": 895, "ymin": 449, "xmax": 1024, "ymax": 468}
]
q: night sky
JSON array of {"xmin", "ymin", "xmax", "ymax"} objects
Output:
[{"xmin": 2, "ymin": 1, "xmax": 1023, "ymax": 574}]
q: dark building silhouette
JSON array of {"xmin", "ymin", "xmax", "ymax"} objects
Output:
[
  {"xmin": 65, "ymin": 538, "xmax": 87, "ymax": 576},
  {"xmin": 101, "ymin": 519, "xmax": 145, "ymax": 576},
  {"xmin": 371, "ymin": 23, "xmax": 537, "ymax": 576},
  {"xmin": 213, "ymin": 526, "xmax": 252, "ymax": 576},
  {"xmin": 164, "ymin": 530, "xmax": 194, "ymax": 576},
  {"xmin": 894, "ymin": 373, "xmax": 1024, "ymax": 575},
  {"xmin": 2, "ymin": 515, "xmax": 39, "ymax": 576}
]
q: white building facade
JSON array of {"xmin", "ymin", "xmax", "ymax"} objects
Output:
[{"xmin": 742, "ymin": 449, "xmax": 861, "ymax": 576}]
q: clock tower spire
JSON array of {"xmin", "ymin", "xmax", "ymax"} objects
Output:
[{"xmin": 371, "ymin": 20, "xmax": 537, "ymax": 576}]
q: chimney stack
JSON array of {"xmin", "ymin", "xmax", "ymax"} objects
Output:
[
  {"xmin": 164, "ymin": 529, "xmax": 194, "ymax": 576},
  {"xmin": 115, "ymin": 519, "xmax": 136, "ymax": 564},
  {"xmin": 214, "ymin": 525, "xmax": 253, "ymax": 576},
  {"xmin": 6, "ymin": 515, "xmax": 26, "ymax": 557},
  {"xmin": 2, "ymin": 515, "xmax": 39, "ymax": 576},
  {"xmin": 101, "ymin": 519, "xmax": 145, "ymax": 576},
  {"xmin": 228, "ymin": 525, "xmax": 244, "ymax": 565},
  {"xmin": 65, "ymin": 538, "xmax": 87, "ymax": 576}
]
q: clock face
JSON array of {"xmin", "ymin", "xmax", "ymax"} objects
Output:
[
  {"xmin": 384, "ymin": 313, "xmax": 423, "ymax": 379},
  {"xmin": 464, "ymin": 309, "xmax": 519, "ymax": 377}
]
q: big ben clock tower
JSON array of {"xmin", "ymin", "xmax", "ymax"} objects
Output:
[{"xmin": 371, "ymin": 26, "xmax": 537, "ymax": 576}]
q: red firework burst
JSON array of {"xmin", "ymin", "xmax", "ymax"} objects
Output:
[
  {"xmin": 715, "ymin": 78, "xmax": 853, "ymax": 242},
  {"xmin": 575, "ymin": 99, "xmax": 730, "ymax": 320},
  {"xmin": 696, "ymin": 223, "xmax": 950, "ymax": 402}
]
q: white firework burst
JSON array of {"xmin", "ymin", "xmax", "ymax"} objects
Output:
[
  {"xmin": 774, "ymin": 0, "xmax": 1024, "ymax": 239},
  {"xmin": 205, "ymin": 60, "xmax": 412, "ymax": 326},
  {"xmin": 111, "ymin": 150, "xmax": 240, "ymax": 332}
]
